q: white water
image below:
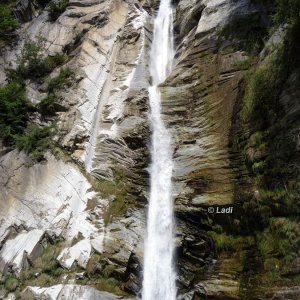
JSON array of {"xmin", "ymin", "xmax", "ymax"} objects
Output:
[{"xmin": 142, "ymin": 0, "xmax": 176, "ymax": 299}]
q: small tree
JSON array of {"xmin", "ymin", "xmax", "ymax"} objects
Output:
[
  {"xmin": 0, "ymin": 4, "xmax": 18, "ymax": 43},
  {"xmin": 48, "ymin": 0, "xmax": 69, "ymax": 21},
  {"xmin": 16, "ymin": 124, "xmax": 53, "ymax": 161},
  {"xmin": 0, "ymin": 81, "xmax": 31, "ymax": 145},
  {"xmin": 17, "ymin": 37, "xmax": 66, "ymax": 80}
]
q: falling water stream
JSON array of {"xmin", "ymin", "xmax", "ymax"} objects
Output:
[{"xmin": 142, "ymin": 0, "xmax": 176, "ymax": 299}]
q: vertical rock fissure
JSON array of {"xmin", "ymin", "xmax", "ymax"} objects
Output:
[
  {"xmin": 84, "ymin": 40, "xmax": 121, "ymax": 174},
  {"xmin": 142, "ymin": 0, "xmax": 176, "ymax": 299}
]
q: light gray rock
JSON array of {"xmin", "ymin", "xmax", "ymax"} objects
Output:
[
  {"xmin": 21, "ymin": 284, "xmax": 125, "ymax": 299},
  {"xmin": 0, "ymin": 151, "xmax": 106, "ymax": 274}
]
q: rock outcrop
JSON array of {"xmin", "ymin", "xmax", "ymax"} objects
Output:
[
  {"xmin": 21, "ymin": 284, "xmax": 126, "ymax": 299},
  {"xmin": 13, "ymin": 0, "xmax": 38, "ymax": 23}
]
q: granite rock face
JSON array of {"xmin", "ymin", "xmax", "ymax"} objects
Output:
[
  {"xmin": 0, "ymin": 0, "xmax": 153, "ymax": 298},
  {"xmin": 21, "ymin": 284, "xmax": 125, "ymax": 299},
  {"xmin": 0, "ymin": 151, "xmax": 102, "ymax": 275}
]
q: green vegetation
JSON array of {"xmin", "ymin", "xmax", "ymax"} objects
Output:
[
  {"xmin": 0, "ymin": 4, "xmax": 18, "ymax": 45},
  {"xmin": 16, "ymin": 124, "xmax": 53, "ymax": 161},
  {"xmin": 233, "ymin": 57, "xmax": 256, "ymax": 71},
  {"xmin": 47, "ymin": 68, "xmax": 73, "ymax": 92},
  {"xmin": 93, "ymin": 177, "xmax": 131, "ymax": 225},
  {"xmin": 17, "ymin": 241, "xmax": 66, "ymax": 292},
  {"xmin": 239, "ymin": 12, "xmax": 300, "ymax": 214},
  {"xmin": 5, "ymin": 243, "xmax": 126, "ymax": 297},
  {"xmin": 256, "ymin": 217, "xmax": 300, "ymax": 284},
  {"xmin": 86, "ymin": 197, "xmax": 98, "ymax": 211},
  {"xmin": 83, "ymin": 253, "xmax": 126, "ymax": 296},
  {"xmin": 208, "ymin": 231, "xmax": 255, "ymax": 252},
  {"xmin": 3, "ymin": 241, "xmax": 66, "ymax": 296},
  {"xmin": 0, "ymin": 80, "xmax": 54, "ymax": 160},
  {"xmin": 86, "ymin": 165, "xmax": 136, "ymax": 224},
  {"xmin": 241, "ymin": 61, "xmax": 279, "ymax": 130},
  {"xmin": 31, "ymin": 243, "xmax": 64, "ymax": 277},
  {"xmin": 38, "ymin": 94, "xmax": 58, "ymax": 116},
  {"xmin": 217, "ymin": 1, "xmax": 300, "ymax": 291},
  {"xmin": 4, "ymin": 276, "xmax": 19, "ymax": 292},
  {"xmin": 95, "ymin": 278, "xmax": 124, "ymax": 295},
  {"xmin": 258, "ymin": 218, "xmax": 300, "ymax": 260},
  {"xmin": 38, "ymin": 68, "xmax": 74, "ymax": 116},
  {"xmin": 48, "ymin": 0, "xmax": 69, "ymax": 21},
  {"xmin": 15, "ymin": 37, "xmax": 66, "ymax": 81},
  {"xmin": 0, "ymin": 38, "xmax": 74, "ymax": 160},
  {"xmin": 0, "ymin": 81, "xmax": 31, "ymax": 145},
  {"xmin": 275, "ymin": 0, "xmax": 300, "ymax": 25}
]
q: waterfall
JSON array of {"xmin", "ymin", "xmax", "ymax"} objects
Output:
[{"xmin": 142, "ymin": 0, "xmax": 176, "ymax": 299}]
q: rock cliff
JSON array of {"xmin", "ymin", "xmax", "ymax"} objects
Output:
[{"xmin": 0, "ymin": 0, "xmax": 299, "ymax": 299}]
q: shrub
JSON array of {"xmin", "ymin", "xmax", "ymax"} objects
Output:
[
  {"xmin": 38, "ymin": 94, "xmax": 58, "ymax": 116},
  {"xmin": 48, "ymin": 0, "xmax": 69, "ymax": 21},
  {"xmin": 16, "ymin": 124, "xmax": 53, "ymax": 161},
  {"xmin": 241, "ymin": 65, "xmax": 278, "ymax": 130},
  {"xmin": 252, "ymin": 161, "xmax": 266, "ymax": 174},
  {"xmin": 15, "ymin": 37, "xmax": 65, "ymax": 80},
  {"xmin": 38, "ymin": 68, "xmax": 73, "ymax": 116},
  {"xmin": 208, "ymin": 231, "xmax": 255, "ymax": 252},
  {"xmin": 0, "ymin": 81, "xmax": 31, "ymax": 145},
  {"xmin": 256, "ymin": 217, "xmax": 300, "ymax": 283},
  {"xmin": 46, "ymin": 53, "xmax": 66, "ymax": 69},
  {"xmin": 264, "ymin": 257, "xmax": 280, "ymax": 271},
  {"xmin": 0, "ymin": 4, "xmax": 18, "ymax": 43},
  {"xmin": 240, "ymin": 19, "xmax": 300, "ymax": 213},
  {"xmin": 258, "ymin": 217, "xmax": 300, "ymax": 261},
  {"xmin": 18, "ymin": 37, "xmax": 47, "ymax": 79},
  {"xmin": 95, "ymin": 278, "xmax": 123, "ymax": 295},
  {"xmin": 47, "ymin": 68, "xmax": 73, "ymax": 92},
  {"xmin": 4, "ymin": 276, "xmax": 19, "ymax": 292},
  {"xmin": 17, "ymin": 38, "xmax": 66, "ymax": 80},
  {"xmin": 233, "ymin": 57, "xmax": 255, "ymax": 70}
]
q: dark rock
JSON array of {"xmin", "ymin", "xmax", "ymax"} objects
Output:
[{"xmin": 13, "ymin": 0, "xmax": 37, "ymax": 23}]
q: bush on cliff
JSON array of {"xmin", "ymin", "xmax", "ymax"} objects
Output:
[
  {"xmin": 48, "ymin": 0, "xmax": 69, "ymax": 21},
  {"xmin": 16, "ymin": 124, "xmax": 53, "ymax": 161},
  {"xmin": 0, "ymin": 76, "xmax": 55, "ymax": 161},
  {"xmin": 16, "ymin": 38, "xmax": 66, "ymax": 80},
  {"xmin": 0, "ymin": 81, "xmax": 31, "ymax": 145},
  {"xmin": 47, "ymin": 68, "xmax": 74, "ymax": 93},
  {"xmin": 38, "ymin": 68, "xmax": 74, "ymax": 116},
  {"xmin": 0, "ymin": 4, "xmax": 18, "ymax": 45}
]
